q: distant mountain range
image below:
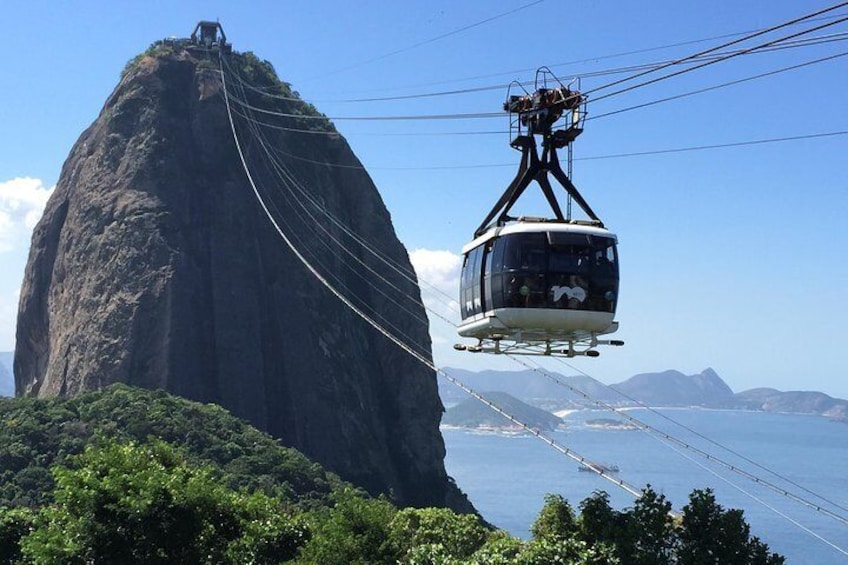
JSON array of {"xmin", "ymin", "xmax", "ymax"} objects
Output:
[
  {"xmin": 0, "ymin": 352, "xmax": 13, "ymax": 397},
  {"xmin": 439, "ymin": 368, "xmax": 619, "ymax": 408},
  {"xmin": 439, "ymin": 367, "xmax": 848, "ymax": 422}
]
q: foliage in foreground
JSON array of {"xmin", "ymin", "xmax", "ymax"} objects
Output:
[
  {"xmin": 0, "ymin": 386, "xmax": 784, "ymax": 563},
  {"xmin": 0, "ymin": 384, "xmax": 341, "ymax": 510},
  {"xmin": 3, "ymin": 456, "xmax": 782, "ymax": 564},
  {"xmin": 19, "ymin": 440, "xmax": 306, "ymax": 564}
]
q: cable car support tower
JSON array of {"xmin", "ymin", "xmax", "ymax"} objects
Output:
[{"xmin": 477, "ymin": 68, "xmax": 599, "ymax": 236}]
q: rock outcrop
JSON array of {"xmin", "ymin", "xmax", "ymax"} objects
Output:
[{"xmin": 15, "ymin": 44, "xmax": 472, "ymax": 512}]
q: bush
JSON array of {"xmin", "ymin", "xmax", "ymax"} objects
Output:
[
  {"xmin": 385, "ymin": 507, "xmax": 490, "ymax": 562},
  {"xmin": 294, "ymin": 488, "xmax": 397, "ymax": 565}
]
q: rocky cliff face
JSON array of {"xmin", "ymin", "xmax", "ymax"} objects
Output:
[{"xmin": 15, "ymin": 44, "xmax": 472, "ymax": 512}]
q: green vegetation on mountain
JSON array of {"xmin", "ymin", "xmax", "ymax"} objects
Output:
[
  {"xmin": 17, "ymin": 440, "xmax": 308, "ymax": 564},
  {"xmin": 0, "ymin": 385, "xmax": 783, "ymax": 563},
  {"xmin": 443, "ymin": 391, "xmax": 563, "ymax": 431},
  {"xmin": 0, "ymin": 384, "xmax": 340, "ymax": 509},
  {"xmin": 122, "ymin": 41, "xmax": 333, "ymax": 135}
]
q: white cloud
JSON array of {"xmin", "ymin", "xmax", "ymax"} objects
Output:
[
  {"xmin": 409, "ymin": 248, "xmax": 463, "ymax": 350},
  {"xmin": 409, "ymin": 248, "xmax": 461, "ymax": 312},
  {"xmin": 0, "ymin": 288, "xmax": 19, "ymax": 351},
  {"xmin": 0, "ymin": 177, "xmax": 53, "ymax": 351},
  {"xmin": 409, "ymin": 248, "xmax": 461, "ymax": 296},
  {"xmin": 0, "ymin": 177, "xmax": 54, "ymax": 253}
]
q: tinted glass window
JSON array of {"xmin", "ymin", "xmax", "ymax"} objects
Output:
[
  {"xmin": 462, "ymin": 251, "xmax": 473, "ymax": 286},
  {"xmin": 460, "ymin": 245, "xmax": 487, "ymax": 319},
  {"xmin": 487, "ymin": 232, "xmax": 619, "ymax": 313},
  {"xmin": 502, "ymin": 233, "xmax": 547, "ymax": 272},
  {"xmin": 460, "ymin": 250, "xmax": 473, "ymax": 318},
  {"xmin": 471, "ymin": 246, "xmax": 484, "ymax": 315},
  {"xmin": 489, "ymin": 238, "xmax": 505, "ymax": 274}
]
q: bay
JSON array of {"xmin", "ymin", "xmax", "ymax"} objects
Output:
[{"xmin": 443, "ymin": 409, "xmax": 848, "ymax": 564}]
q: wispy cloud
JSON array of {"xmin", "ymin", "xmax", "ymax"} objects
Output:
[
  {"xmin": 0, "ymin": 177, "xmax": 54, "ymax": 253},
  {"xmin": 0, "ymin": 288, "xmax": 19, "ymax": 351},
  {"xmin": 409, "ymin": 248, "xmax": 461, "ymax": 314},
  {"xmin": 409, "ymin": 248, "xmax": 460, "ymax": 294}
]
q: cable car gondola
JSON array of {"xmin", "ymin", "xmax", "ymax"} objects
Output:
[{"xmin": 455, "ymin": 70, "xmax": 623, "ymax": 357}]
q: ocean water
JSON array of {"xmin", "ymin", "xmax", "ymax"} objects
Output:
[{"xmin": 443, "ymin": 409, "xmax": 848, "ymax": 564}]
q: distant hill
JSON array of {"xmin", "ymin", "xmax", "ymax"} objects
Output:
[
  {"xmin": 735, "ymin": 388, "xmax": 848, "ymax": 420},
  {"xmin": 611, "ymin": 368, "xmax": 734, "ymax": 407},
  {"xmin": 442, "ymin": 391, "xmax": 563, "ymax": 431},
  {"xmin": 0, "ymin": 351, "xmax": 13, "ymax": 397},
  {"xmin": 731, "ymin": 387, "xmax": 780, "ymax": 406}
]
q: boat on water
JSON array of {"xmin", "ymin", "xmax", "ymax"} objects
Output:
[{"xmin": 578, "ymin": 463, "xmax": 620, "ymax": 473}]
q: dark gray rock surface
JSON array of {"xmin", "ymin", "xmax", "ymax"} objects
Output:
[{"xmin": 15, "ymin": 47, "xmax": 472, "ymax": 512}]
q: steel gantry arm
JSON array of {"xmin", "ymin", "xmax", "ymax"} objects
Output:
[{"xmin": 474, "ymin": 133, "xmax": 602, "ymax": 237}]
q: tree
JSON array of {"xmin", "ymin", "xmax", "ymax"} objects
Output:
[
  {"xmin": 294, "ymin": 488, "xmax": 397, "ymax": 565},
  {"xmin": 531, "ymin": 494, "xmax": 578, "ymax": 540},
  {"xmin": 678, "ymin": 489, "xmax": 784, "ymax": 565},
  {"xmin": 518, "ymin": 537, "xmax": 619, "ymax": 565},
  {"xmin": 630, "ymin": 486, "xmax": 675, "ymax": 564},
  {"xmin": 0, "ymin": 506, "xmax": 35, "ymax": 564},
  {"xmin": 20, "ymin": 438, "xmax": 307, "ymax": 564},
  {"xmin": 384, "ymin": 507, "xmax": 490, "ymax": 563},
  {"xmin": 578, "ymin": 490, "xmax": 624, "ymax": 548},
  {"xmin": 0, "ymin": 385, "xmax": 342, "ymax": 511},
  {"xmin": 468, "ymin": 533, "xmax": 524, "ymax": 565}
]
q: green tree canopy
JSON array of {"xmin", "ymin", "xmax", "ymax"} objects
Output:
[
  {"xmin": 678, "ymin": 489, "xmax": 785, "ymax": 565},
  {"xmin": 0, "ymin": 385, "xmax": 342, "ymax": 510},
  {"xmin": 21, "ymin": 439, "xmax": 307, "ymax": 564}
]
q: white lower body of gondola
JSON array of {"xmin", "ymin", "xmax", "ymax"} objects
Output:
[{"xmin": 455, "ymin": 308, "xmax": 621, "ymax": 356}]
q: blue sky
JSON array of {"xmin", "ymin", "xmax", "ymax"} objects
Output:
[{"xmin": 1, "ymin": 1, "xmax": 846, "ymax": 396}]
